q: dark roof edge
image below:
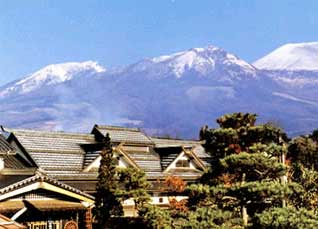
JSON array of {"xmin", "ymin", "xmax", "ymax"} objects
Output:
[
  {"xmin": 94, "ymin": 124, "xmax": 140, "ymax": 132},
  {"xmin": 0, "ymin": 174, "xmax": 95, "ymax": 200},
  {"xmin": 3, "ymin": 127, "xmax": 94, "ymax": 139},
  {"xmin": 150, "ymin": 137, "xmax": 200, "ymax": 142},
  {"xmin": 7, "ymin": 133, "xmax": 39, "ymax": 168}
]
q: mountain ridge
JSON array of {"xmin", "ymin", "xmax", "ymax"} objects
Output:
[
  {"xmin": 1, "ymin": 42, "xmax": 318, "ymax": 138},
  {"xmin": 0, "ymin": 61, "xmax": 105, "ymax": 97}
]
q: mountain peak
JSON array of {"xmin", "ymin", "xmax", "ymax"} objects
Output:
[
  {"xmin": 0, "ymin": 61, "xmax": 106, "ymax": 97},
  {"xmin": 27, "ymin": 61, "xmax": 106, "ymax": 82},
  {"xmin": 254, "ymin": 42, "xmax": 318, "ymax": 70},
  {"xmin": 131, "ymin": 45, "xmax": 255, "ymax": 78}
]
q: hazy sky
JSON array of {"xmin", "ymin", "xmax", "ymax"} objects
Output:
[{"xmin": 1, "ymin": 0, "xmax": 318, "ymax": 85}]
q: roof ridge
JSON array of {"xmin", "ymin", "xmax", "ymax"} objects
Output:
[
  {"xmin": 95, "ymin": 125, "xmax": 140, "ymax": 132},
  {"xmin": 150, "ymin": 137, "xmax": 200, "ymax": 142},
  {"xmin": 5, "ymin": 128, "xmax": 95, "ymax": 138}
]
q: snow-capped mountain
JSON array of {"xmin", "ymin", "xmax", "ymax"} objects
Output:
[
  {"xmin": 1, "ymin": 43, "xmax": 318, "ymax": 138},
  {"xmin": 126, "ymin": 46, "xmax": 257, "ymax": 81},
  {"xmin": 0, "ymin": 61, "xmax": 105, "ymax": 97},
  {"xmin": 254, "ymin": 42, "xmax": 318, "ymax": 70}
]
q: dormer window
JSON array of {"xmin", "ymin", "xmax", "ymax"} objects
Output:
[{"xmin": 175, "ymin": 159, "xmax": 190, "ymax": 168}]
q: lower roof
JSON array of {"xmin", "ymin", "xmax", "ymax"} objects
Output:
[
  {"xmin": 0, "ymin": 174, "xmax": 94, "ymax": 202},
  {"xmin": 0, "ymin": 175, "xmax": 33, "ymax": 189},
  {"xmin": 0, "ymin": 200, "xmax": 86, "ymax": 213}
]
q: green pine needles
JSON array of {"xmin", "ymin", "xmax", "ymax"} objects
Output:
[{"xmin": 95, "ymin": 133, "xmax": 123, "ymax": 227}]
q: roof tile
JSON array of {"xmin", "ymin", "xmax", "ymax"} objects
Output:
[{"xmin": 94, "ymin": 125, "xmax": 153, "ymax": 144}]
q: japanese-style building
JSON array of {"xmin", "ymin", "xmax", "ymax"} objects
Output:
[{"xmin": 0, "ymin": 124, "xmax": 211, "ymax": 227}]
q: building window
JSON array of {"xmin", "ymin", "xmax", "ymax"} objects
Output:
[
  {"xmin": 27, "ymin": 221, "xmax": 61, "ymax": 229},
  {"xmin": 175, "ymin": 159, "xmax": 190, "ymax": 168}
]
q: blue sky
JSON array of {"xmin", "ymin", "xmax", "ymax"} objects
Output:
[{"xmin": 0, "ymin": 0, "xmax": 318, "ymax": 85}]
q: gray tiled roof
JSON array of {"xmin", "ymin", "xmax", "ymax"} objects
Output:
[
  {"xmin": 150, "ymin": 137, "xmax": 201, "ymax": 148},
  {"xmin": 0, "ymin": 135, "xmax": 14, "ymax": 154},
  {"xmin": 8, "ymin": 129, "xmax": 96, "ymax": 153},
  {"xmin": 0, "ymin": 175, "xmax": 33, "ymax": 189},
  {"xmin": 94, "ymin": 125, "xmax": 153, "ymax": 144},
  {"xmin": 0, "ymin": 135, "xmax": 34, "ymax": 169},
  {"xmin": 2, "ymin": 154, "xmax": 29, "ymax": 169},
  {"xmin": 30, "ymin": 152, "xmax": 84, "ymax": 171},
  {"xmin": 47, "ymin": 171, "xmax": 98, "ymax": 180},
  {"xmin": 1, "ymin": 127, "xmax": 210, "ymax": 184},
  {"xmin": 6, "ymin": 128, "xmax": 97, "ymax": 173},
  {"xmin": 192, "ymin": 145, "xmax": 212, "ymax": 167},
  {"xmin": 125, "ymin": 148, "xmax": 162, "ymax": 178}
]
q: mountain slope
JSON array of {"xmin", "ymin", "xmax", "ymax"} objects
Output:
[
  {"xmin": 1, "ymin": 44, "xmax": 318, "ymax": 138},
  {"xmin": 254, "ymin": 42, "xmax": 318, "ymax": 70},
  {"xmin": 0, "ymin": 61, "xmax": 105, "ymax": 97}
]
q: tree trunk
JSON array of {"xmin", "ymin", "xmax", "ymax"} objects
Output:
[
  {"xmin": 242, "ymin": 205, "xmax": 248, "ymax": 227},
  {"xmin": 281, "ymin": 146, "xmax": 287, "ymax": 208},
  {"xmin": 241, "ymin": 173, "xmax": 248, "ymax": 227}
]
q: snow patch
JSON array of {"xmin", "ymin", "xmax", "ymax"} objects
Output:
[
  {"xmin": 273, "ymin": 92, "xmax": 318, "ymax": 106},
  {"xmin": 254, "ymin": 42, "xmax": 318, "ymax": 70},
  {"xmin": 273, "ymin": 76, "xmax": 318, "ymax": 87}
]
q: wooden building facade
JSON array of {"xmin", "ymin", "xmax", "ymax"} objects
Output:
[{"xmin": 0, "ymin": 124, "xmax": 210, "ymax": 223}]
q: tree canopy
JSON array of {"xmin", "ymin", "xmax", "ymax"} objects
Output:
[
  {"xmin": 94, "ymin": 113, "xmax": 318, "ymax": 228},
  {"xmin": 95, "ymin": 134, "xmax": 123, "ymax": 228},
  {"xmin": 194, "ymin": 113, "xmax": 301, "ymax": 226}
]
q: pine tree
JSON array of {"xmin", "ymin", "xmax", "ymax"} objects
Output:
[
  {"xmin": 287, "ymin": 129, "xmax": 318, "ymax": 212},
  {"xmin": 139, "ymin": 113, "xmax": 318, "ymax": 228},
  {"xmin": 193, "ymin": 112, "xmax": 292, "ymax": 226},
  {"xmin": 253, "ymin": 207, "xmax": 318, "ymax": 228},
  {"xmin": 117, "ymin": 167, "xmax": 150, "ymax": 213},
  {"xmin": 288, "ymin": 133, "xmax": 318, "ymax": 170},
  {"xmin": 95, "ymin": 133, "xmax": 123, "ymax": 228}
]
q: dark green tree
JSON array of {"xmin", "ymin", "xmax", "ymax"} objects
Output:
[
  {"xmin": 288, "ymin": 166, "xmax": 318, "ymax": 211},
  {"xmin": 194, "ymin": 113, "xmax": 291, "ymax": 226},
  {"xmin": 95, "ymin": 134, "xmax": 123, "ymax": 228},
  {"xmin": 141, "ymin": 205, "xmax": 173, "ymax": 229},
  {"xmin": 117, "ymin": 167, "xmax": 150, "ymax": 213},
  {"xmin": 140, "ymin": 113, "xmax": 318, "ymax": 228},
  {"xmin": 185, "ymin": 207, "xmax": 241, "ymax": 228},
  {"xmin": 288, "ymin": 134, "xmax": 318, "ymax": 170},
  {"xmin": 253, "ymin": 207, "xmax": 318, "ymax": 228},
  {"xmin": 310, "ymin": 129, "xmax": 318, "ymax": 142},
  {"xmin": 286, "ymin": 130, "xmax": 318, "ymax": 213},
  {"xmin": 286, "ymin": 129, "xmax": 318, "ymax": 212}
]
